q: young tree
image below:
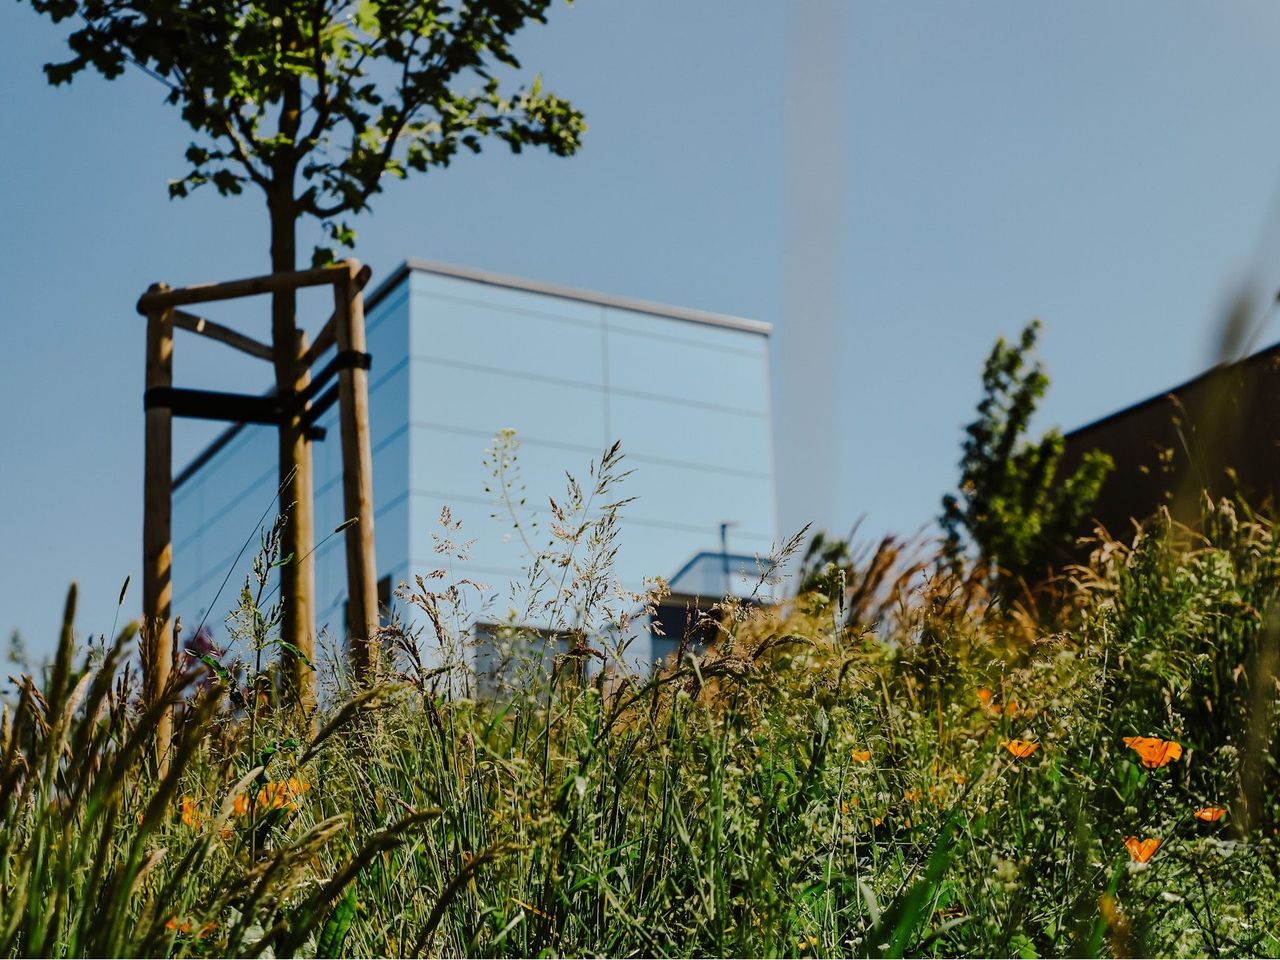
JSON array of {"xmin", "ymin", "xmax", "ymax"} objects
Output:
[
  {"xmin": 940, "ymin": 319, "xmax": 1113, "ymax": 592},
  {"xmin": 23, "ymin": 0, "xmax": 586, "ymax": 697}
]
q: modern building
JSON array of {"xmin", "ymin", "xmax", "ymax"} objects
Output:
[{"xmin": 171, "ymin": 260, "xmax": 778, "ymax": 670}]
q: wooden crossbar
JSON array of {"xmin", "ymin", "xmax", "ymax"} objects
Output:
[
  {"xmin": 136, "ymin": 263, "xmax": 351, "ymax": 313},
  {"xmin": 144, "ymin": 386, "xmax": 283, "ymax": 424},
  {"xmin": 172, "ymin": 310, "xmax": 273, "ymax": 361}
]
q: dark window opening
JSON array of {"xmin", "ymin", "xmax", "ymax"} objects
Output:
[
  {"xmin": 377, "ymin": 575, "xmax": 392, "ymax": 618},
  {"xmin": 650, "ymin": 597, "xmax": 720, "ymax": 668}
]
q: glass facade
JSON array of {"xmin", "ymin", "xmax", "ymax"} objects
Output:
[{"xmin": 171, "ymin": 261, "xmax": 776, "ymax": 669}]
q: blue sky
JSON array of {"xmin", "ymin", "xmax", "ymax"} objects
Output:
[{"xmin": 5, "ymin": 1, "xmax": 1280, "ymax": 658}]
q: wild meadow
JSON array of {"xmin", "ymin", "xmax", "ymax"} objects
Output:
[
  {"xmin": 4, "ymin": 425, "xmax": 1280, "ymax": 958},
  {"xmin": 0, "ymin": 325, "xmax": 1274, "ymax": 960}
]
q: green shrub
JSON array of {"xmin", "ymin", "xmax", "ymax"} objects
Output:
[{"xmin": 941, "ymin": 319, "xmax": 1113, "ymax": 593}]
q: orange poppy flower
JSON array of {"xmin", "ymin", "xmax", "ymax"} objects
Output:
[
  {"xmin": 903, "ymin": 788, "xmax": 921, "ymax": 803},
  {"xmin": 1123, "ymin": 737, "xmax": 1182, "ymax": 769},
  {"xmin": 256, "ymin": 780, "xmax": 304, "ymax": 812},
  {"xmin": 179, "ymin": 796, "xmax": 202, "ymax": 830},
  {"xmin": 979, "ymin": 687, "xmax": 1020, "ymax": 716},
  {"xmin": 851, "ymin": 748, "xmax": 872, "ymax": 763},
  {"xmin": 1124, "ymin": 836, "xmax": 1161, "ymax": 863},
  {"xmin": 1001, "ymin": 739, "xmax": 1039, "ymax": 759},
  {"xmin": 233, "ymin": 778, "xmax": 311, "ymax": 817},
  {"xmin": 1194, "ymin": 806, "xmax": 1227, "ymax": 822}
]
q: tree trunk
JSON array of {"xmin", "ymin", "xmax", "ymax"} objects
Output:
[{"xmin": 269, "ymin": 192, "xmax": 316, "ymax": 715}]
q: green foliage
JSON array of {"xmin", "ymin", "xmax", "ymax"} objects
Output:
[
  {"xmin": 796, "ymin": 529, "xmax": 851, "ymax": 598},
  {"xmin": 315, "ymin": 490, "xmax": 1280, "ymax": 958},
  {"xmin": 22, "ymin": 0, "xmax": 586, "ymax": 261},
  {"xmin": 0, "ymin": 582, "xmax": 431, "ymax": 957},
  {"xmin": 18, "ymin": 0, "xmax": 587, "ymax": 686},
  {"xmin": 5, "ymin": 629, "xmax": 30, "ymax": 672},
  {"xmin": 941, "ymin": 319, "xmax": 1113, "ymax": 589},
  {"xmin": 9, "ymin": 446, "xmax": 1280, "ymax": 957}
]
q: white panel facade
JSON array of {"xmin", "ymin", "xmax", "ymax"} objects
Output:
[{"xmin": 171, "ymin": 261, "xmax": 776, "ymax": 671}]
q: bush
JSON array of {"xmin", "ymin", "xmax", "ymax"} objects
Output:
[{"xmin": 941, "ymin": 319, "xmax": 1113, "ymax": 593}]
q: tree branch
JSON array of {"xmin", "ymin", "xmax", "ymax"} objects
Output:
[
  {"xmin": 300, "ymin": 0, "xmax": 333, "ymax": 149},
  {"xmin": 219, "ymin": 108, "xmax": 272, "ymax": 191}
]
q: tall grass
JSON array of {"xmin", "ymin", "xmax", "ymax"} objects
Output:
[{"xmin": 5, "ymin": 441, "xmax": 1280, "ymax": 957}]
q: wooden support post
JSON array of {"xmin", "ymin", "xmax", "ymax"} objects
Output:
[
  {"xmin": 333, "ymin": 260, "xmax": 379, "ymax": 678},
  {"xmin": 299, "ymin": 264, "xmax": 373, "ymax": 370},
  {"xmin": 142, "ymin": 286, "xmax": 174, "ymax": 771},
  {"xmin": 282, "ymin": 327, "xmax": 317, "ymax": 714}
]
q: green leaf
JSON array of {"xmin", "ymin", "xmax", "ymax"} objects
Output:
[
  {"xmin": 353, "ymin": 0, "xmax": 379, "ymax": 34},
  {"xmin": 865, "ymin": 817, "xmax": 959, "ymax": 958},
  {"xmin": 316, "ymin": 886, "xmax": 357, "ymax": 958},
  {"xmin": 273, "ymin": 640, "xmax": 315, "ymax": 669},
  {"xmin": 196, "ymin": 653, "xmax": 232, "ymax": 685}
]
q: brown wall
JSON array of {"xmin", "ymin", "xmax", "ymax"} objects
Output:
[{"xmin": 1060, "ymin": 347, "xmax": 1280, "ymax": 542}]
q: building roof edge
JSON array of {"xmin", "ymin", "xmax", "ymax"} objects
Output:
[
  {"xmin": 1065, "ymin": 341, "xmax": 1280, "ymax": 441},
  {"xmin": 177, "ymin": 259, "xmax": 770, "ymax": 485},
  {"xmin": 367, "ymin": 258, "xmax": 772, "ymax": 336}
]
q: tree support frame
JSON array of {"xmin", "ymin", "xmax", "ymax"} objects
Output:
[{"xmin": 138, "ymin": 260, "xmax": 378, "ymax": 762}]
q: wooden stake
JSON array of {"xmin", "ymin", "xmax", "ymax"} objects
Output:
[
  {"xmin": 299, "ymin": 264, "xmax": 373, "ymax": 370},
  {"xmin": 142, "ymin": 287, "xmax": 174, "ymax": 771},
  {"xmin": 281, "ymin": 327, "xmax": 317, "ymax": 714},
  {"xmin": 334, "ymin": 261, "xmax": 379, "ymax": 678}
]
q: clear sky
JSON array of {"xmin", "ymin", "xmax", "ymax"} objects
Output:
[{"xmin": 6, "ymin": 1, "xmax": 1280, "ymax": 659}]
